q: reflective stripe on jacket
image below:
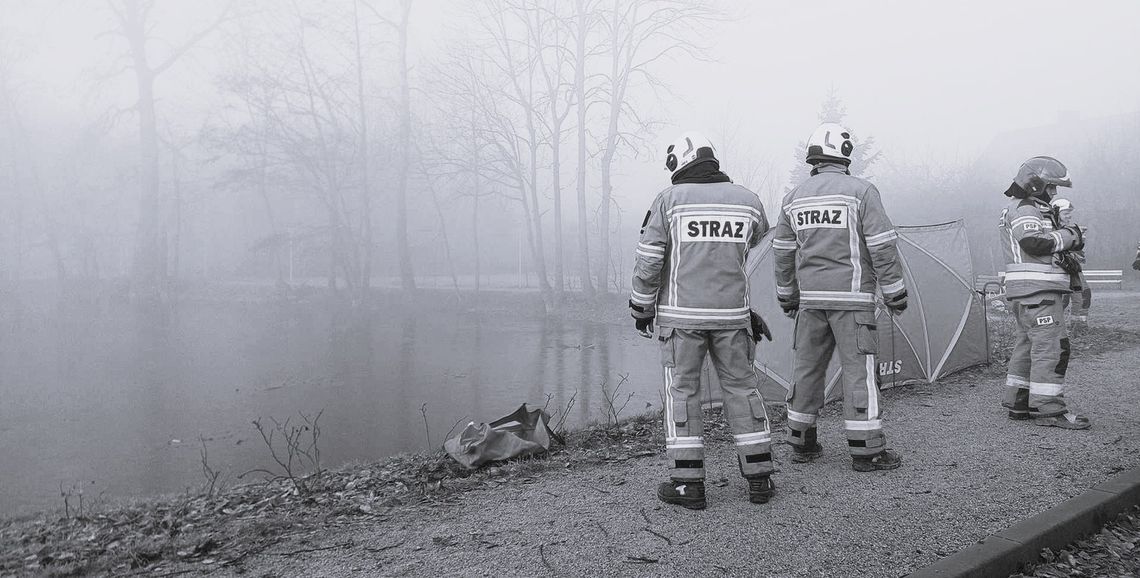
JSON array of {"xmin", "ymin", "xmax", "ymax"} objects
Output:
[
  {"xmin": 771, "ymin": 163, "xmax": 906, "ymax": 312},
  {"xmin": 1000, "ymin": 196, "xmax": 1081, "ymax": 299},
  {"xmin": 630, "ymin": 182, "xmax": 769, "ymax": 330}
]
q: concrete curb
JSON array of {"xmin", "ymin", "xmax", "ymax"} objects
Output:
[{"xmin": 908, "ymin": 466, "xmax": 1140, "ymax": 578}]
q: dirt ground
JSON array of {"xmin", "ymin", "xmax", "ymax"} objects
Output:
[
  {"xmin": 226, "ymin": 292, "xmax": 1140, "ymax": 577},
  {"xmin": 4, "ymin": 292, "xmax": 1140, "ymax": 577}
]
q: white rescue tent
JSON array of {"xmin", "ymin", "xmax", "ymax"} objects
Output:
[{"xmin": 701, "ymin": 219, "xmax": 989, "ymax": 404}]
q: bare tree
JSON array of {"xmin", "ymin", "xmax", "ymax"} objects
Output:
[
  {"xmin": 104, "ymin": 0, "xmax": 232, "ymax": 308},
  {"xmin": 572, "ymin": 0, "xmax": 600, "ymax": 297},
  {"xmin": 361, "ymin": 0, "xmax": 417, "ymax": 293},
  {"xmin": 594, "ymin": 0, "xmax": 719, "ymax": 293}
]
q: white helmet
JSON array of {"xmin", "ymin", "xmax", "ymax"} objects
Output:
[
  {"xmin": 664, "ymin": 131, "xmax": 717, "ymax": 175},
  {"xmin": 805, "ymin": 122, "xmax": 854, "ymax": 165}
]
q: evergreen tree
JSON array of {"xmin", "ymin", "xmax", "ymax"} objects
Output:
[{"xmin": 787, "ymin": 88, "xmax": 882, "ymax": 189}]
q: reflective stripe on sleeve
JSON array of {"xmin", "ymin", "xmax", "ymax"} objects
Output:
[
  {"xmin": 772, "ymin": 238, "xmax": 797, "ymax": 250},
  {"xmin": 880, "ymin": 279, "xmax": 905, "ymax": 295},
  {"xmin": 865, "ymin": 230, "xmax": 898, "ymax": 248},
  {"xmin": 630, "ymin": 289, "xmax": 656, "ymax": 305},
  {"xmin": 637, "ymin": 242, "xmax": 665, "ymax": 256},
  {"xmin": 1011, "ymin": 216, "xmax": 1042, "ymax": 228},
  {"xmin": 776, "ymin": 285, "xmax": 796, "ymax": 297}
]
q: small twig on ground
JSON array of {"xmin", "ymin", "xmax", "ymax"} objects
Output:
[
  {"xmin": 364, "ymin": 539, "xmax": 406, "ymax": 553},
  {"xmin": 421, "ymin": 403, "xmax": 432, "ymax": 450},
  {"xmin": 539, "ymin": 544, "xmax": 554, "ymax": 572},
  {"xmin": 592, "ymin": 520, "xmax": 610, "ymax": 538},
  {"xmin": 553, "ymin": 389, "xmax": 578, "ymax": 435},
  {"xmin": 638, "ymin": 507, "xmax": 652, "ymax": 525},
  {"xmin": 199, "ymin": 434, "xmax": 222, "ymax": 498},
  {"xmin": 641, "ymin": 527, "xmax": 672, "ymax": 545},
  {"xmin": 443, "ymin": 415, "xmax": 468, "ymax": 442},
  {"xmin": 276, "ymin": 540, "xmax": 354, "ymax": 557},
  {"xmin": 624, "ymin": 555, "xmax": 659, "ymax": 564}
]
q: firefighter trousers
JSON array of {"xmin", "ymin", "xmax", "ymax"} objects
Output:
[
  {"xmin": 659, "ymin": 327, "xmax": 773, "ymax": 482},
  {"xmin": 1003, "ymin": 294, "xmax": 1072, "ymax": 418},
  {"xmin": 785, "ymin": 309, "xmax": 886, "ymax": 457}
]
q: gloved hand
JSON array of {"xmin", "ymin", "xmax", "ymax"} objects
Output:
[
  {"xmin": 634, "ymin": 316, "xmax": 654, "ymax": 338},
  {"xmin": 1133, "ymin": 257, "xmax": 1140, "ymax": 272},
  {"xmin": 629, "ymin": 300, "xmax": 655, "ymax": 338},
  {"xmin": 749, "ymin": 310, "xmax": 772, "ymax": 342},
  {"xmin": 778, "ymin": 298, "xmax": 798, "ymax": 319},
  {"xmin": 1057, "ymin": 252, "xmax": 1082, "ymax": 276},
  {"xmin": 886, "ymin": 291, "xmax": 908, "ymax": 314}
]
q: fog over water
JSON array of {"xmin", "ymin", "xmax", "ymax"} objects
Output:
[{"xmin": 0, "ymin": 0, "xmax": 1138, "ymax": 513}]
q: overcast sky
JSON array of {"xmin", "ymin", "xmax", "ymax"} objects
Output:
[{"xmin": 5, "ymin": 0, "xmax": 1140, "ymax": 195}]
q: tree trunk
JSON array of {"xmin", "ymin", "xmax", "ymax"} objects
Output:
[
  {"xmin": 353, "ymin": 0, "xmax": 373, "ymax": 298},
  {"xmin": 471, "ymin": 115, "xmax": 481, "ymax": 294},
  {"xmin": 574, "ymin": 0, "xmax": 594, "ymax": 297},
  {"xmin": 394, "ymin": 0, "xmax": 416, "ymax": 292},
  {"xmin": 125, "ymin": 0, "xmax": 165, "ymax": 307}
]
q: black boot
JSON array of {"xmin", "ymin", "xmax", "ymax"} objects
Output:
[
  {"xmin": 746, "ymin": 476, "xmax": 775, "ymax": 504},
  {"xmin": 791, "ymin": 427, "xmax": 822, "ymax": 463},
  {"xmin": 656, "ymin": 480, "xmax": 706, "ymax": 510},
  {"xmin": 852, "ymin": 449, "xmax": 902, "ymax": 472}
]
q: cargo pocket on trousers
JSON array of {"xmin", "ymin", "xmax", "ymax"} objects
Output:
[
  {"xmin": 671, "ymin": 399, "xmax": 688, "ymax": 427},
  {"xmin": 658, "ymin": 327, "xmax": 676, "ymax": 368},
  {"xmin": 855, "ymin": 311, "xmax": 879, "ymax": 355},
  {"xmin": 746, "ymin": 391, "xmax": 768, "ymax": 426},
  {"xmin": 744, "ymin": 328, "xmax": 757, "ymax": 364}
]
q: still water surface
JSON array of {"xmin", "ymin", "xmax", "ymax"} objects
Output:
[{"xmin": 0, "ymin": 295, "xmax": 663, "ymax": 516}]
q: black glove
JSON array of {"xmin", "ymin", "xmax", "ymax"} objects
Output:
[
  {"xmin": 778, "ymin": 298, "xmax": 798, "ymax": 319},
  {"xmin": 886, "ymin": 291, "xmax": 908, "ymax": 314},
  {"xmin": 749, "ymin": 310, "xmax": 772, "ymax": 342},
  {"xmin": 1057, "ymin": 252, "xmax": 1082, "ymax": 276},
  {"xmin": 1133, "ymin": 257, "xmax": 1140, "ymax": 272},
  {"xmin": 629, "ymin": 300, "xmax": 655, "ymax": 338},
  {"xmin": 634, "ymin": 316, "xmax": 654, "ymax": 337}
]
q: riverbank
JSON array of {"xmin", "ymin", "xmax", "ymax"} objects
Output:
[{"xmin": 4, "ymin": 293, "xmax": 1140, "ymax": 577}]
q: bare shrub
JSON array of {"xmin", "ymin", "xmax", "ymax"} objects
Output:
[{"xmin": 240, "ymin": 409, "xmax": 324, "ymax": 495}]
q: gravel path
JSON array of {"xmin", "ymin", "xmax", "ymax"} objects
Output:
[{"xmin": 224, "ymin": 294, "xmax": 1140, "ymax": 577}]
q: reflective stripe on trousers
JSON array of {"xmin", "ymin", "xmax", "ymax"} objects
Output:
[
  {"xmin": 659, "ymin": 327, "xmax": 773, "ymax": 480},
  {"xmin": 786, "ymin": 309, "xmax": 886, "ymax": 457},
  {"xmin": 1002, "ymin": 295, "xmax": 1072, "ymax": 418}
]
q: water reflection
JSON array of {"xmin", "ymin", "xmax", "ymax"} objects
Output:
[{"xmin": 0, "ymin": 296, "xmax": 662, "ymax": 515}]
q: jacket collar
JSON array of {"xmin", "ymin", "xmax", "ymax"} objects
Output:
[{"xmin": 810, "ymin": 162, "xmax": 850, "ymax": 176}]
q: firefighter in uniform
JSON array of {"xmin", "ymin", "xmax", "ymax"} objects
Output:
[
  {"xmin": 1050, "ymin": 197, "xmax": 1091, "ymax": 329},
  {"xmin": 999, "ymin": 156, "xmax": 1090, "ymax": 429},
  {"xmin": 773, "ymin": 122, "xmax": 906, "ymax": 472},
  {"xmin": 630, "ymin": 131, "xmax": 776, "ymax": 510}
]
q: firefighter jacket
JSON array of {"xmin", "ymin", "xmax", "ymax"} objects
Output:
[
  {"xmin": 1050, "ymin": 197, "xmax": 1085, "ymax": 263},
  {"xmin": 771, "ymin": 163, "xmax": 906, "ymax": 312},
  {"xmin": 630, "ymin": 182, "xmax": 769, "ymax": 330},
  {"xmin": 999, "ymin": 195, "xmax": 1082, "ymax": 300}
]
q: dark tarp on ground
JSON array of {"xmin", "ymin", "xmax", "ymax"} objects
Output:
[
  {"xmin": 444, "ymin": 404, "xmax": 562, "ymax": 469},
  {"xmin": 699, "ymin": 219, "xmax": 989, "ymax": 404}
]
